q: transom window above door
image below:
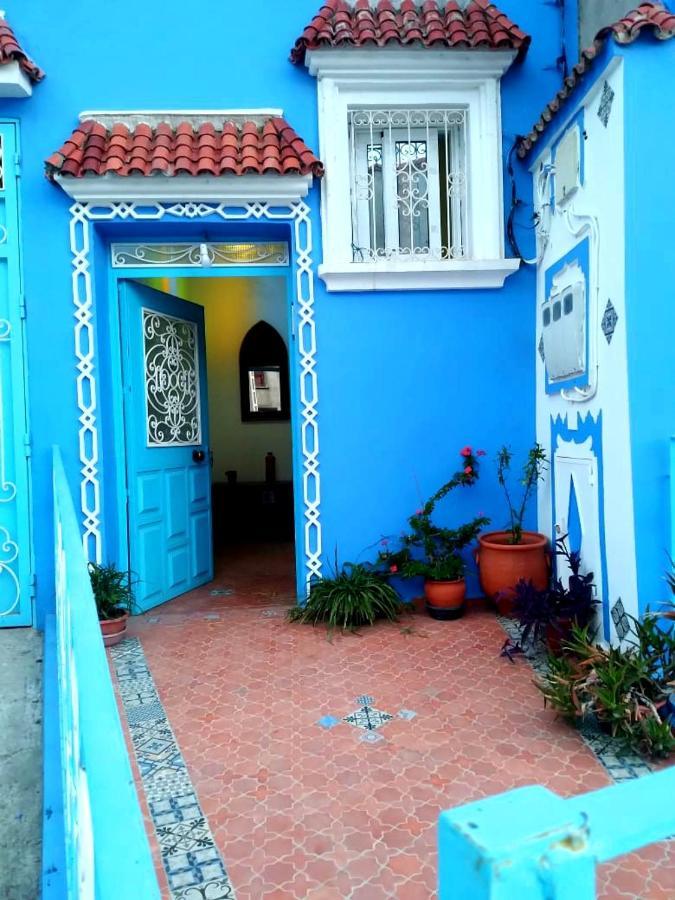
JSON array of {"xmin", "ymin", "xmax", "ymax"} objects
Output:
[{"xmin": 349, "ymin": 108, "xmax": 467, "ymax": 264}]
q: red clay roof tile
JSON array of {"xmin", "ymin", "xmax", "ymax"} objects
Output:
[
  {"xmin": 517, "ymin": 2, "xmax": 675, "ymax": 157},
  {"xmin": 290, "ymin": 0, "xmax": 530, "ymax": 63},
  {"xmin": 0, "ymin": 15, "xmax": 44, "ymax": 83},
  {"xmin": 45, "ymin": 116, "xmax": 324, "ymax": 180}
]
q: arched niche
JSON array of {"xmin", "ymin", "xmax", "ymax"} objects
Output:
[{"xmin": 239, "ymin": 321, "xmax": 290, "ymax": 423}]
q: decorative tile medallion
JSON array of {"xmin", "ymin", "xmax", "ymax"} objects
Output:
[
  {"xmin": 343, "ymin": 704, "xmax": 394, "ymax": 731},
  {"xmin": 611, "ymin": 597, "xmax": 631, "ymax": 641},
  {"xmin": 111, "ymin": 638, "xmax": 235, "ymax": 899},
  {"xmin": 597, "ymin": 80, "xmax": 615, "ymax": 128},
  {"xmin": 601, "ymin": 299, "xmax": 619, "ymax": 344},
  {"xmin": 498, "ymin": 616, "xmax": 653, "ymax": 782}
]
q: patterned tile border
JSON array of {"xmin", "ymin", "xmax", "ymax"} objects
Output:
[
  {"xmin": 498, "ymin": 616, "xmax": 655, "ymax": 782},
  {"xmin": 110, "ymin": 638, "xmax": 236, "ymax": 899}
]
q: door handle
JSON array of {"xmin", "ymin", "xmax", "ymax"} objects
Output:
[{"xmin": 192, "ymin": 449, "xmax": 206, "ymax": 463}]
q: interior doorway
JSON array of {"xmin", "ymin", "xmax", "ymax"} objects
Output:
[{"xmin": 119, "ymin": 271, "xmax": 296, "ymax": 613}]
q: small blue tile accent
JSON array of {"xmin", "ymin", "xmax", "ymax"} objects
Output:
[
  {"xmin": 317, "ymin": 715, "xmax": 341, "ymax": 729},
  {"xmin": 210, "ymin": 588, "xmax": 234, "ymax": 597},
  {"xmin": 359, "ymin": 731, "xmax": 384, "ymax": 744},
  {"xmin": 204, "ymin": 614, "xmax": 221, "ymax": 621},
  {"xmin": 398, "ymin": 710, "xmax": 417, "ymax": 721},
  {"xmin": 355, "ymin": 695, "xmax": 374, "ymax": 706}
]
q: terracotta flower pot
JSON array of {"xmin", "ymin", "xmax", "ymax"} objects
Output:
[
  {"xmin": 100, "ymin": 612, "xmax": 128, "ymax": 647},
  {"xmin": 476, "ymin": 531, "xmax": 550, "ymax": 616},
  {"xmin": 424, "ymin": 579, "xmax": 466, "ymax": 620},
  {"xmin": 546, "ymin": 618, "xmax": 573, "ymax": 655}
]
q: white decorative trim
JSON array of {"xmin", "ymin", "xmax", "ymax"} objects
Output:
[
  {"xmin": 319, "ymin": 258, "xmax": 521, "ymax": 291},
  {"xmin": 68, "ymin": 200, "xmax": 322, "ymax": 585},
  {"xmin": 78, "ymin": 108, "xmax": 284, "ymax": 129},
  {"xmin": 305, "ymin": 48, "xmax": 518, "ymax": 80},
  {"xmin": 0, "ymin": 61, "xmax": 32, "ymax": 99},
  {"xmin": 310, "ymin": 48, "xmax": 511, "ymax": 287},
  {"xmin": 55, "ymin": 172, "xmax": 314, "ymax": 204}
]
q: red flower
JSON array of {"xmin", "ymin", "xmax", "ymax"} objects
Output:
[
  {"xmin": 460, "ymin": 446, "xmax": 472, "ymax": 457},
  {"xmin": 390, "ymin": 564, "xmax": 399, "ymax": 574},
  {"xmin": 415, "ymin": 508, "xmax": 424, "ymax": 516},
  {"xmin": 380, "ymin": 538, "xmax": 389, "ymax": 547},
  {"xmin": 464, "ymin": 466, "xmax": 473, "ymax": 476},
  {"xmin": 477, "ymin": 449, "xmax": 487, "ymax": 457}
]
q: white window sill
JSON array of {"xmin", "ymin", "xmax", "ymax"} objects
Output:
[{"xmin": 318, "ymin": 259, "xmax": 521, "ymax": 292}]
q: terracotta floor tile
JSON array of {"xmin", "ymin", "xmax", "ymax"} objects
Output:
[{"xmin": 118, "ymin": 543, "xmax": 675, "ymax": 899}]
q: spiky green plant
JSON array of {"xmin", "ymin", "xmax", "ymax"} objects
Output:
[
  {"xmin": 88, "ymin": 562, "xmax": 135, "ymax": 621},
  {"xmin": 536, "ymin": 620, "xmax": 675, "ymax": 759},
  {"xmin": 288, "ymin": 562, "xmax": 405, "ymax": 631}
]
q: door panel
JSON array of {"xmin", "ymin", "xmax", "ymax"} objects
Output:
[
  {"xmin": 554, "ymin": 441, "xmax": 604, "ymax": 634},
  {"xmin": 0, "ymin": 124, "xmax": 32, "ymax": 627},
  {"xmin": 120, "ymin": 281, "xmax": 213, "ymax": 613}
]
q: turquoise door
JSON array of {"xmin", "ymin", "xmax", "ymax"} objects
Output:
[
  {"xmin": 0, "ymin": 123, "xmax": 33, "ymax": 627},
  {"xmin": 120, "ymin": 281, "xmax": 213, "ymax": 612}
]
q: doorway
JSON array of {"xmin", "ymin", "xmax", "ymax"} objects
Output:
[{"xmin": 119, "ymin": 272, "xmax": 296, "ymax": 613}]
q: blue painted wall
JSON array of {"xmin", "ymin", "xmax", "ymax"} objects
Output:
[
  {"xmin": 0, "ymin": 1, "xmax": 565, "ymax": 621},
  {"xmin": 623, "ymin": 38, "xmax": 675, "ymax": 614}
]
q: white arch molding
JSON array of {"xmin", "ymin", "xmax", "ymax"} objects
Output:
[{"xmin": 68, "ymin": 199, "xmax": 322, "ymax": 587}]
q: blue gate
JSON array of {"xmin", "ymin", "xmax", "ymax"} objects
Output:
[{"xmin": 0, "ymin": 121, "xmax": 33, "ymax": 627}]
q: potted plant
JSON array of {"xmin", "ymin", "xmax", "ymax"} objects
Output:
[
  {"xmin": 476, "ymin": 443, "xmax": 549, "ymax": 615},
  {"xmin": 288, "ymin": 559, "xmax": 405, "ymax": 631},
  {"xmin": 379, "ymin": 449, "xmax": 489, "ymax": 620},
  {"xmin": 89, "ymin": 562, "xmax": 135, "ymax": 647},
  {"xmin": 511, "ymin": 538, "xmax": 598, "ymax": 653}
]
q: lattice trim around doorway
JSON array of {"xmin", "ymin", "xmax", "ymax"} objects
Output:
[{"xmin": 68, "ymin": 200, "xmax": 322, "ymax": 586}]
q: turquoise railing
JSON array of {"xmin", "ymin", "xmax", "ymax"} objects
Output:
[
  {"xmin": 670, "ymin": 435, "xmax": 675, "ymax": 562},
  {"xmin": 439, "ymin": 756, "xmax": 675, "ymax": 897},
  {"xmin": 42, "ymin": 447, "xmax": 160, "ymax": 899}
]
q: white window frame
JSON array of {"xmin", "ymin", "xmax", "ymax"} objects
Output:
[{"xmin": 307, "ymin": 48, "xmax": 521, "ymax": 291}]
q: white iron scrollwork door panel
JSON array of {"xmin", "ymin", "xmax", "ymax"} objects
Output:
[
  {"xmin": 120, "ymin": 281, "xmax": 213, "ymax": 612},
  {"xmin": 0, "ymin": 123, "xmax": 33, "ymax": 627}
]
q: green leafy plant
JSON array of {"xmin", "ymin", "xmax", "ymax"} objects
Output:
[
  {"xmin": 288, "ymin": 562, "xmax": 405, "ymax": 631},
  {"xmin": 378, "ymin": 447, "xmax": 490, "ymax": 583},
  {"xmin": 496, "ymin": 443, "xmax": 548, "ymax": 544},
  {"xmin": 536, "ymin": 618, "xmax": 675, "ymax": 759},
  {"xmin": 88, "ymin": 562, "xmax": 135, "ymax": 621}
]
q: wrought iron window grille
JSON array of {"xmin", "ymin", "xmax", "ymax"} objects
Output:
[{"xmin": 348, "ymin": 108, "xmax": 468, "ymax": 263}]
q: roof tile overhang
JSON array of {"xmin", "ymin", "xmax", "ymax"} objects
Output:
[
  {"xmin": 517, "ymin": 2, "xmax": 675, "ymax": 159},
  {"xmin": 45, "ymin": 112, "xmax": 324, "ymax": 181},
  {"xmin": 0, "ymin": 15, "xmax": 44, "ymax": 83},
  {"xmin": 290, "ymin": 0, "xmax": 530, "ymax": 65}
]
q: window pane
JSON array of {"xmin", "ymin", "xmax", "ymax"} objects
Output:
[
  {"xmin": 553, "ymin": 301, "xmax": 562, "ymax": 322},
  {"xmin": 563, "ymin": 293, "xmax": 574, "ymax": 315},
  {"xmin": 543, "ymin": 307, "xmax": 551, "ymax": 327},
  {"xmin": 248, "ymin": 368, "xmax": 282, "ymax": 413},
  {"xmin": 367, "ymin": 144, "xmax": 385, "ymax": 254},
  {"xmin": 395, "ymin": 140, "xmax": 430, "ymax": 252}
]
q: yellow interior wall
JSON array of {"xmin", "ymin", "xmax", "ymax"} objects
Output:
[{"xmin": 143, "ymin": 275, "xmax": 292, "ymax": 483}]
